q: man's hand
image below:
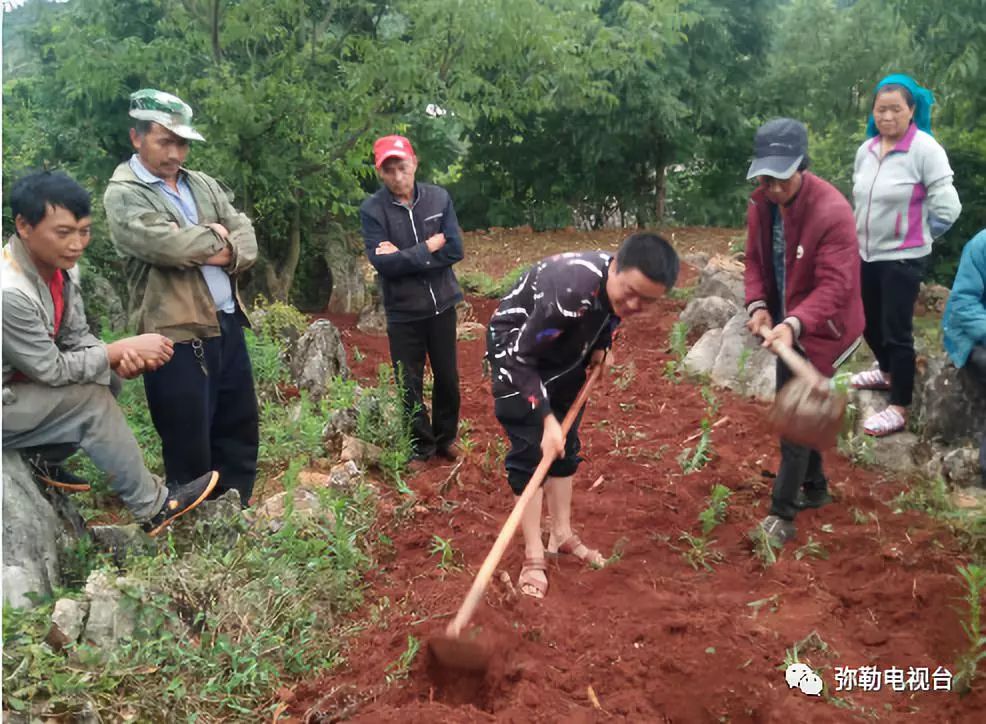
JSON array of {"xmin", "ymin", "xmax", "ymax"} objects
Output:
[
  {"xmin": 107, "ymin": 334, "xmax": 174, "ymax": 372},
  {"xmin": 588, "ymin": 348, "xmax": 614, "ymax": 376},
  {"xmin": 746, "ymin": 308, "xmax": 773, "ymax": 337},
  {"xmin": 375, "ymin": 241, "xmax": 398, "ymax": 256},
  {"xmin": 114, "ymin": 348, "xmax": 146, "ymax": 379},
  {"xmin": 425, "ymin": 233, "xmax": 446, "ymax": 253},
  {"xmin": 541, "ymin": 413, "xmax": 565, "ymax": 462},
  {"xmin": 207, "ymin": 223, "xmax": 230, "ymax": 240},
  {"xmin": 760, "ymin": 322, "xmax": 794, "ymax": 350},
  {"xmin": 204, "ymin": 244, "xmax": 233, "ymax": 266}
]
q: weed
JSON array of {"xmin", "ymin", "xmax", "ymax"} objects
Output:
[
  {"xmin": 352, "ymin": 345, "xmax": 365, "ymax": 363},
  {"xmin": 679, "ymin": 532, "xmax": 724, "ymax": 571},
  {"xmin": 356, "ymin": 364, "xmax": 415, "ymax": 486},
  {"xmin": 385, "ymin": 635, "xmax": 421, "ymax": 683},
  {"xmin": 794, "ymin": 537, "xmax": 829, "ymax": 561},
  {"xmin": 736, "ymin": 347, "xmax": 752, "ymax": 395},
  {"xmin": 592, "ymin": 537, "xmax": 629, "ymax": 570},
  {"xmin": 458, "ymin": 265, "xmax": 528, "ymax": 298},
  {"xmin": 613, "ymin": 360, "xmax": 637, "ymax": 391},
  {"xmin": 749, "ymin": 526, "xmax": 780, "ymax": 567},
  {"xmin": 893, "ymin": 476, "xmax": 952, "ymax": 517},
  {"xmin": 458, "ymin": 419, "xmax": 476, "ymax": 455},
  {"xmin": 698, "ymin": 484, "xmax": 732, "ymax": 536},
  {"xmin": 850, "ymin": 507, "xmax": 869, "ymax": 525},
  {"xmin": 680, "ymin": 419, "xmax": 713, "ymax": 474},
  {"xmin": 700, "ymin": 384, "xmax": 719, "ymax": 418},
  {"xmin": 667, "ymin": 285, "xmax": 696, "ymax": 302},
  {"xmin": 429, "ymin": 535, "xmax": 460, "ymax": 572},
  {"xmin": 664, "ymin": 321, "xmax": 690, "ymax": 381},
  {"xmin": 953, "ymin": 564, "xmax": 986, "ymax": 695}
]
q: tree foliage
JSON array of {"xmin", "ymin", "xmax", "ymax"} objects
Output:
[{"xmin": 3, "ymin": 0, "xmax": 985, "ymax": 299}]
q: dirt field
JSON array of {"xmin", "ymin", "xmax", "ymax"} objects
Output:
[{"xmin": 285, "ymin": 228, "xmax": 982, "ymax": 723}]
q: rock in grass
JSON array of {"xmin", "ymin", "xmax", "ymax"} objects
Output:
[{"xmin": 47, "ymin": 598, "xmax": 90, "ymax": 649}]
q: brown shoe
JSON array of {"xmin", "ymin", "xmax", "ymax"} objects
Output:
[{"xmin": 437, "ymin": 442, "xmax": 463, "ymax": 461}]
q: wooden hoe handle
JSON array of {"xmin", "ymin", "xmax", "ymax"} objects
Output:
[
  {"xmin": 446, "ymin": 364, "xmax": 604, "ymax": 637},
  {"xmin": 757, "ymin": 325, "xmax": 826, "ymax": 386}
]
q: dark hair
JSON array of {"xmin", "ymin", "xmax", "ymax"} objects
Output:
[
  {"xmin": 10, "ymin": 170, "xmax": 91, "ymax": 226},
  {"xmin": 615, "ymin": 232, "xmax": 680, "ymax": 290},
  {"xmin": 132, "ymin": 120, "xmax": 154, "ymax": 136},
  {"xmin": 798, "ymin": 155, "xmax": 811, "ymax": 171},
  {"xmin": 875, "ymin": 83, "xmax": 915, "ymax": 109}
]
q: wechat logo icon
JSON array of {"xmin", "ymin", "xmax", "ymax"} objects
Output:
[{"xmin": 786, "ymin": 662, "xmax": 824, "ymax": 696}]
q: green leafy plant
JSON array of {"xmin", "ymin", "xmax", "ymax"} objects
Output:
[
  {"xmin": 385, "ymin": 635, "xmax": 421, "ymax": 683},
  {"xmin": 749, "ymin": 526, "xmax": 781, "ymax": 568},
  {"xmin": 794, "ymin": 537, "xmax": 829, "ymax": 561},
  {"xmin": 954, "ymin": 564, "xmax": 986, "ymax": 695},
  {"xmin": 680, "ymin": 419, "xmax": 713, "ymax": 474},
  {"xmin": 429, "ymin": 535, "xmax": 460, "ymax": 572},
  {"xmin": 698, "ymin": 484, "xmax": 732, "ymax": 536},
  {"xmin": 678, "ymin": 532, "xmax": 723, "ymax": 571}
]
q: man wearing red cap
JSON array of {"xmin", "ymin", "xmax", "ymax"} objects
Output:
[{"xmin": 360, "ymin": 135, "xmax": 465, "ymax": 468}]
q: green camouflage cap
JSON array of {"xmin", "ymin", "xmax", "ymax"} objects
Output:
[{"xmin": 129, "ymin": 89, "xmax": 205, "ymax": 142}]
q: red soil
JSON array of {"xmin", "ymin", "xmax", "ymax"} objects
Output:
[{"xmin": 288, "ymin": 282, "xmax": 983, "ymax": 723}]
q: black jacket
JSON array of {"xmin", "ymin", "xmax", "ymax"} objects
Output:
[
  {"xmin": 360, "ymin": 182, "xmax": 464, "ymax": 323},
  {"xmin": 486, "ymin": 251, "xmax": 618, "ymax": 416}
]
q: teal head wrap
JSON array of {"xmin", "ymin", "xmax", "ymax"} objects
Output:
[{"xmin": 866, "ymin": 73, "xmax": 934, "ymax": 138}]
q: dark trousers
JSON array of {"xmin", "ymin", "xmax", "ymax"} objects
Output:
[
  {"xmin": 770, "ymin": 357, "xmax": 827, "ymax": 521},
  {"xmin": 861, "ymin": 258, "xmax": 927, "ymax": 406},
  {"xmin": 967, "ymin": 345, "xmax": 986, "ymax": 484},
  {"xmin": 386, "ymin": 307, "xmax": 460, "ymax": 458},
  {"xmin": 143, "ymin": 312, "xmax": 259, "ymax": 506}
]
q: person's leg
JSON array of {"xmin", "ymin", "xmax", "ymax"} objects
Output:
[
  {"xmin": 966, "ymin": 346, "xmax": 986, "ymax": 485},
  {"xmin": 427, "ymin": 307, "xmax": 461, "ymax": 453},
  {"xmin": 209, "ymin": 313, "xmax": 260, "ymax": 506},
  {"xmin": 883, "ymin": 258, "xmax": 925, "ymax": 409},
  {"xmin": 860, "ymin": 260, "xmax": 889, "ymax": 373},
  {"xmin": 496, "ymin": 394, "xmax": 549, "ymax": 597},
  {"xmin": 387, "ymin": 319, "xmax": 435, "ymax": 459},
  {"xmin": 143, "ymin": 338, "xmax": 215, "ymax": 486},
  {"xmin": 770, "ymin": 359, "xmax": 811, "ymax": 522},
  {"xmin": 3, "ymin": 383, "xmax": 167, "ymax": 520}
]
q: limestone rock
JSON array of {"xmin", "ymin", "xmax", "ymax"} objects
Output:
[
  {"xmin": 79, "ymin": 265, "xmax": 127, "ymax": 337},
  {"xmin": 46, "ymin": 598, "xmax": 90, "ymax": 649},
  {"xmin": 913, "ymin": 356, "xmax": 986, "ymax": 446},
  {"xmin": 82, "ymin": 571, "xmax": 137, "ymax": 650},
  {"xmin": 248, "ymin": 489, "xmax": 331, "ymax": 533},
  {"xmin": 679, "ymin": 295, "xmax": 739, "ymax": 336},
  {"xmin": 340, "ymin": 436, "xmax": 384, "ymax": 467},
  {"xmin": 289, "ymin": 319, "xmax": 350, "ymax": 399},
  {"xmin": 869, "ymin": 432, "xmax": 922, "ymax": 474},
  {"xmin": 681, "ymin": 252, "xmax": 710, "ymax": 271},
  {"xmin": 328, "ymin": 460, "xmax": 364, "ymax": 494},
  {"xmin": 356, "ymin": 289, "xmax": 387, "ymax": 336},
  {"xmin": 682, "ymin": 312, "xmax": 775, "ymax": 400},
  {"xmin": 2, "ymin": 451, "xmax": 79, "ymax": 608},
  {"xmin": 693, "ymin": 254, "xmax": 745, "ymax": 306},
  {"xmin": 942, "ymin": 447, "xmax": 983, "ymax": 488}
]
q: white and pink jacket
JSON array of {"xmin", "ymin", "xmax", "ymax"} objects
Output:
[{"xmin": 852, "ymin": 123, "xmax": 961, "ymax": 262}]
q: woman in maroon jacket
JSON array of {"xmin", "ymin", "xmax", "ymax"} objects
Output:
[{"xmin": 743, "ymin": 118, "xmax": 865, "ymax": 547}]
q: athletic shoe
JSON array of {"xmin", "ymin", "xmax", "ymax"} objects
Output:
[{"xmin": 142, "ymin": 471, "xmax": 219, "ymax": 537}]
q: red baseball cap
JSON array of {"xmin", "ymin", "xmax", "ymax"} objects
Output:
[{"xmin": 373, "ymin": 135, "xmax": 416, "ymax": 169}]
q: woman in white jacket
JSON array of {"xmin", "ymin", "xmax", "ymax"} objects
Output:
[{"xmin": 851, "ymin": 73, "xmax": 961, "ymax": 436}]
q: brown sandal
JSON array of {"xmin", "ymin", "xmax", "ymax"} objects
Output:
[
  {"xmin": 518, "ymin": 557, "xmax": 548, "ymax": 599},
  {"xmin": 547, "ymin": 534, "xmax": 606, "ymax": 567}
]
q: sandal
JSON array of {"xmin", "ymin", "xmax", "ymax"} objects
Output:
[
  {"xmin": 851, "ymin": 368, "xmax": 891, "ymax": 391},
  {"xmin": 547, "ymin": 534, "xmax": 607, "ymax": 568},
  {"xmin": 518, "ymin": 558, "xmax": 548, "ymax": 599},
  {"xmin": 863, "ymin": 407, "xmax": 906, "ymax": 437}
]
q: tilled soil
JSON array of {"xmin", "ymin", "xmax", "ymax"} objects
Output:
[{"xmin": 287, "ymin": 243, "xmax": 982, "ymax": 723}]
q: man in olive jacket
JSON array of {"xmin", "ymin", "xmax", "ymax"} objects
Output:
[{"xmin": 104, "ymin": 89, "xmax": 259, "ymax": 507}]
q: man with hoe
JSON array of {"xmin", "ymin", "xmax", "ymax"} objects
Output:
[{"xmin": 104, "ymin": 89, "xmax": 259, "ymax": 507}]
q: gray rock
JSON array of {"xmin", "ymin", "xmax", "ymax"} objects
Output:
[
  {"xmin": 328, "ymin": 460, "xmax": 364, "ymax": 494},
  {"xmin": 942, "ymin": 447, "xmax": 983, "ymax": 487},
  {"xmin": 679, "ymin": 296, "xmax": 739, "ymax": 336},
  {"xmin": 324, "ymin": 407, "xmax": 359, "ymax": 446},
  {"xmin": 2, "ymin": 451, "xmax": 78, "ymax": 608},
  {"xmin": 47, "ymin": 597, "xmax": 89, "ymax": 649},
  {"xmin": 289, "ymin": 319, "xmax": 350, "ymax": 399},
  {"xmin": 682, "ymin": 312, "xmax": 775, "ymax": 401},
  {"xmin": 869, "ymin": 432, "xmax": 922, "ymax": 474},
  {"xmin": 847, "ymin": 389, "xmax": 891, "ymax": 434},
  {"xmin": 319, "ymin": 224, "xmax": 372, "ymax": 314},
  {"xmin": 913, "ymin": 356, "xmax": 986, "ymax": 446},
  {"xmin": 693, "ymin": 255, "xmax": 745, "ymax": 306},
  {"xmin": 82, "ymin": 571, "xmax": 137, "ymax": 650},
  {"xmin": 356, "ymin": 283, "xmax": 387, "ymax": 336},
  {"xmin": 248, "ymin": 489, "xmax": 331, "ymax": 533},
  {"xmin": 340, "ymin": 436, "xmax": 384, "ymax": 467},
  {"xmin": 90, "ymin": 524, "xmax": 156, "ymax": 562}
]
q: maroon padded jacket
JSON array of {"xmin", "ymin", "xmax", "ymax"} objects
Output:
[{"xmin": 745, "ymin": 172, "xmax": 865, "ymax": 377}]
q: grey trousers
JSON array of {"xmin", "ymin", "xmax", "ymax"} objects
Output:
[{"xmin": 2, "ymin": 379, "xmax": 167, "ymax": 520}]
